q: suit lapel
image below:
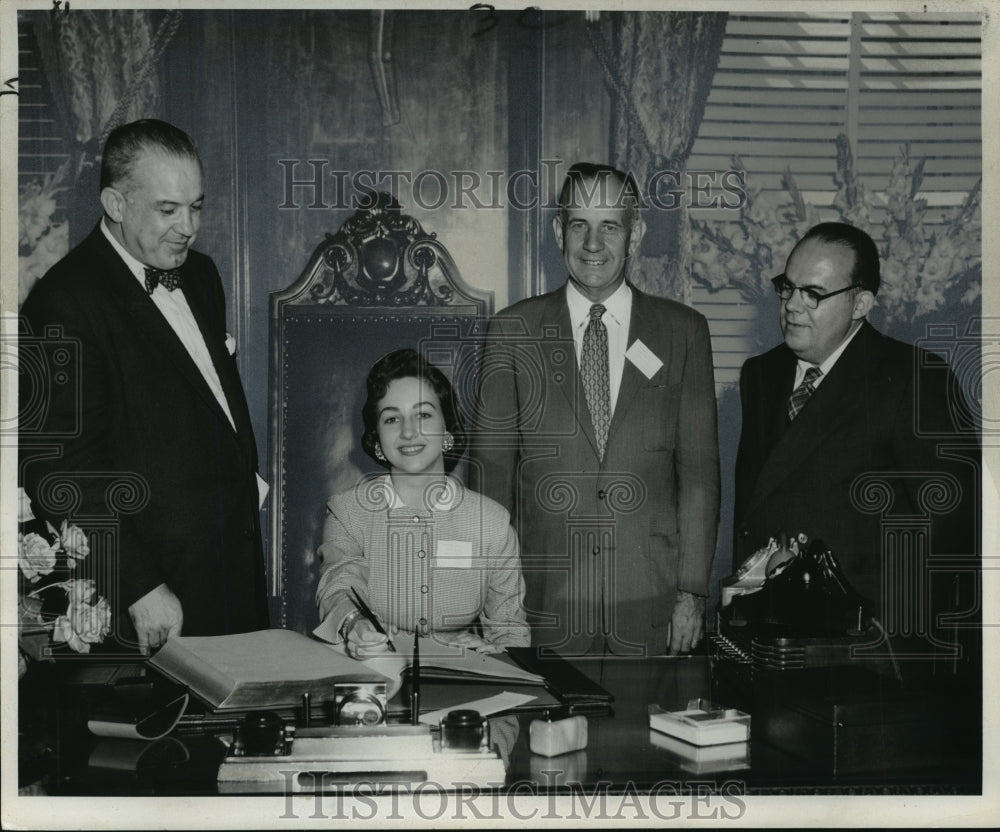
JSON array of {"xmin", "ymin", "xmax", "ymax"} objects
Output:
[
  {"xmin": 180, "ymin": 268, "xmax": 255, "ymax": 448},
  {"xmin": 762, "ymin": 347, "xmax": 797, "ymax": 452},
  {"xmin": 542, "ymin": 287, "xmax": 601, "ymax": 458},
  {"xmin": 88, "ymin": 229, "xmax": 243, "ymax": 442},
  {"xmin": 746, "ymin": 325, "xmax": 873, "ymax": 513},
  {"xmin": 607, "ymin": 284, "xmax": 653, "ymax": 446}
]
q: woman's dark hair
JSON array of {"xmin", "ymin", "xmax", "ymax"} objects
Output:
[{"xmin": 361, "ymin": 349, "xmax": 468, "ymax": 472}]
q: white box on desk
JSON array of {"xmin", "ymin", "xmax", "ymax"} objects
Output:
[{"xmin": 648, "ymin": 700, "xmax": 750, "ymax": 746}]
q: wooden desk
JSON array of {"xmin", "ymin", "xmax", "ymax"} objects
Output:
[{"xmin": 18, "ymin": 653, "xmax": 980, "ymax": 797}]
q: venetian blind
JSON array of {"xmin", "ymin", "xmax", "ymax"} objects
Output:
[{"xmin": 686, "ymin": 11, "xmax": 982, "ymax": 386}]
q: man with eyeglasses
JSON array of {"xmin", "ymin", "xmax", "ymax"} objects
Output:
[{"xmin": 733, "ymin": 222, "xmax": 978, "ymax": 668}]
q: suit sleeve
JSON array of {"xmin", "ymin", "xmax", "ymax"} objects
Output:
[
  {"xmin": 468, "ymin": 315, "xmax": 519, "ymax": 512},
  {"xmin": 675, "ymin": 312, "xmax": 721, "ymax": 597},
  {"xmin": 20, "ymin": 281, "xmax": 167, "ymax": 607}
]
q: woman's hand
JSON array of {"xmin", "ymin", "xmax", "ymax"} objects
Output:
[
  {"xmin": 345, "ymin": 618, "xmax": 392, "ymax": 659},
  {"xmin": 436, "ymin": 630, "xmax": 502, "ymax": 654}
]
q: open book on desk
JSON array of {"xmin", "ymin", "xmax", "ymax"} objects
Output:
[
  {"xmin": 346, "ymin": 636, "xmax": 546, "ymax": 688},
  {"xmin": 343, "ymin": 636, "xmax": 554, "ymax": 718},
  {"xmin": 148, "ymin": 629, "xmax": 392, "ymax": 712},
  {"xmin": 353, "ymin": 642, "xmax": 616, "ymax": 714}
]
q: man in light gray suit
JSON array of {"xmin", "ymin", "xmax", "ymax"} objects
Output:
[{"xmin": 470, "ymin": 163, "xmax": 719, "ymax": 656}]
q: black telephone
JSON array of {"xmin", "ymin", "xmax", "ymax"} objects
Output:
[{"xmin": 714, "ymin": 533, "xmax": 876, "ymax": 672}]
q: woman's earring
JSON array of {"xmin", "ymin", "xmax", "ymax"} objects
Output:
[
  {"xmin": 442, "ymin": 432, "xmax": 455, "ymax": 453},
  {"xmin": 375, "ymin": 443, "xmax": 386, "ymax": 462}
]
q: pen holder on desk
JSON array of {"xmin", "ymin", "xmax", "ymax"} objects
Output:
[{"xmin": 400, "ymin": 671, "xmax": 419, "ymax": 714}]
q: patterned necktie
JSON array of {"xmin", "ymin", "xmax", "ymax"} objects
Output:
[
  {"xmin": 581, "ymin": 303, "xmax": 611, "ymax": 459},
  {"xmin": 787, "ymin": 366, "xmax": 822, "ymax": 422},
  {"xmin": 144, "ymin": 267, "xmax": 183, "ymax": 294}
]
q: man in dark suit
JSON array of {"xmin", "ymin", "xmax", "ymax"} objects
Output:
[
  {"xmin": 20, "ymin": 119, "xmax": 268, "ymax": 650},
  {"xmin": 734, "ymin": 222, "xmax": 978, "ymax": 655},
  {"xmin": 470, "ymin": 163, "xmax": 720, "ymax": 656}
]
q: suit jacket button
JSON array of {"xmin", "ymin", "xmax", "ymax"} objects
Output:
[{"xmin": 738, "ymin": 528, "xmax": 748, "ymax": 538}]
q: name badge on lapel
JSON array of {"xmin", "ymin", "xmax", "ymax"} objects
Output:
[
  {"xmin": 625, "ymin": 339, "xmax": 664, "ymax": 380},
  {"xmin": 435, "ymin": 540, "xmax": 472, "ymax": 569}
]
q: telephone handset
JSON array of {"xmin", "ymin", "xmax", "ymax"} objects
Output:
[
  {"xmin": 719, "ymin": 532, "xmax": 873, "ymax": 642},
  {"xmin": 721, "ymin": 532, "xmax": 803, "ymax": 608}
]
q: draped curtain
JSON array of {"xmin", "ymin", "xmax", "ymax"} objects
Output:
[
  {"xmin": 35, "ymin": 9, "xmax": 166, "ymax": 148},
  {"xmin": 589, "ymin": 12, "xmax": 728, "ymax": 302},
  {"xmin": 29, "ymin": 9, "xmax": 181, "ymax": 249}
]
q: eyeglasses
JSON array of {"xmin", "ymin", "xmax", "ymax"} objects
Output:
[{"xmin": 772, "ymin": 275, "xmax": 862, "ymax": 310}]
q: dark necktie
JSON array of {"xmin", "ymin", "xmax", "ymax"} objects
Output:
[
  {"xmin": 787, "ymin": 366, "xmax": 822, "ymax": 422},
  {"xmin": 144, "ymin": 267, "xmax": 183, "ymax": 294},
  {"xmin": 581, "ymin": 303, "xmax": 611, "ymax": 459}
]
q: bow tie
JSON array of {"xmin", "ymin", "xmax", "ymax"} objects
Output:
[{"xmin": 144, "ymin": 267, "xmax": 183, "ymax": 294}]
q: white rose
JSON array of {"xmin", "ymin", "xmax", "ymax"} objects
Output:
[
  {"xmin": 72, "ymin": 596, "xmax": 112, "ymax": 646},
  {"xmin": 60, "ymin": 521, "xmax": 90, "ymax": 564},
  {"xmin": 65, "ymin": 578, "xmax": 97, "ymax": 608},
  {"xmin": 54, "ymin": 585, "xmax": 111, "ymax": 653},
  {"xmin": 18, "ymin": 532, "xmax": 58, "ymax": 582},
  {"xmin": 52, "ymin": 614, "xmax": 87, "ymax": 653}
]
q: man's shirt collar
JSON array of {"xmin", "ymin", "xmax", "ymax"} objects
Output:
[
  {"xmin": 795, "ymin": 320, "xmax": 865, "ymax": 382},
  {"xmin": 566, "ymin": 280, "xmax": 631, "ymax": 330},
  {"xmin": 101, "ymin": 218, "xmax": 148, "ymax": 285}
]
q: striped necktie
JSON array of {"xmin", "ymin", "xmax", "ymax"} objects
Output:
[{"xmin": 787, "ymin": 366, "xmax": 822, "ymax": 421}]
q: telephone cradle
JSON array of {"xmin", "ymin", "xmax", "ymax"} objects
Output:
[
  {"xmin": 708, "ymin": 534, "xmax": 981, "ymax": 777},
  {"xmin": 711, "ymin": 533, "xmax": 881, "ymax": 680}
]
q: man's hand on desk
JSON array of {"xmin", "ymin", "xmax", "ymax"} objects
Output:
[
  {"xmin": 129, "ymin": 583, "xmax": 184, "ymax": 652},
  {"xmin": 668, "ymin": 590, "xmax": 705, "ymax": 655}
]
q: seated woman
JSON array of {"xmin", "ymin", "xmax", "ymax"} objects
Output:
[{"xmin": 313, "ymin": 348, "xmax": 530, "ymax": 658}]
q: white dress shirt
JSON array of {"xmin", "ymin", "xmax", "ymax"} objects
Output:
[
  {"xmin": 793, "ymin": 320, "xmax": 865, "ymax": 391},
  {"xmin": 566, "ymin": 280, "xmax": 632, "ymax": 416},
  {"xmin": 101, "ymin": 219, "xmax": 236, "ymax": 431}
]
